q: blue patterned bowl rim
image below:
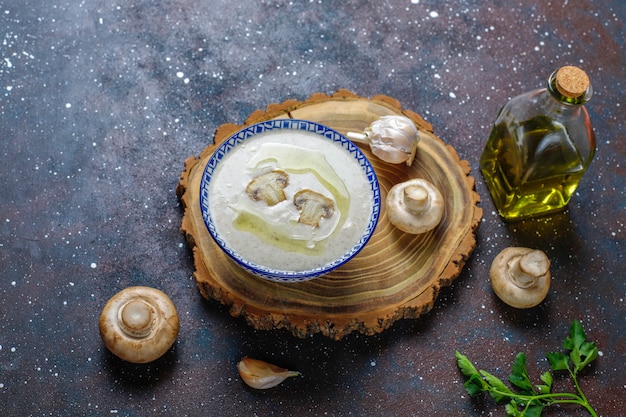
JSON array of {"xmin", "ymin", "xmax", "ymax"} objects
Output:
[{"xmin": 199, "ymin": 119, "xmax": 381, "ymax": 283}]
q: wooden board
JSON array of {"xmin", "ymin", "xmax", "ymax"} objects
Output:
[{"xmin": 176, "ymin": 89, "xmax": 482, "ymax": 340}]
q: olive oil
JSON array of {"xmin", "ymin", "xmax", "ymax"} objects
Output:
[
  {"xmin": 480, "ymin": 66, "xmax": 596, "ymax": 220},
  {"xmin": 480, "ymin": 116, "xmax": 586, "ymax": 219},
  {"xmin": 233, "ymin": 210, "xmax": 326, "ymax": 256}
]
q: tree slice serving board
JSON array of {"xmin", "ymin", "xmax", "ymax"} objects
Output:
[{"xmin": 177, "ymin": 89, "xmax": 482, "ymax": 340}]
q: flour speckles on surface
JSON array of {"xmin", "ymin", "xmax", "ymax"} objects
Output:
[{"xmin": 0, "ymin": 0, "xmax": 623, "ymax": 415}]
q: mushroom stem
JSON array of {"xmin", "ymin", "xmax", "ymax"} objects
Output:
[
  {"xmin": 508, "ymin": 250, "xmax": 551, "ymax": 289},
  {"xmin": 403, "ymin": 184, "xmax": 430, "ymax": 213},
  {"xmin": 119, "ymin": 299, "xmax": 154, "ymax": 338}
]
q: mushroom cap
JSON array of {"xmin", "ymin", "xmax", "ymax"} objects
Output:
[
  {"xmin": 490, "ymin": 247, "xmax": 551, "ymax": 309},
  {"xmin": 99, "ymin": 286, "xmax": 179, "ymax": 363},
  {"xmin": 385, "ymin": 178, "xmax": 444, "ymax": 234}
]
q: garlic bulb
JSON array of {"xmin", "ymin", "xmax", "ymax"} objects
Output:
[
  {"xmin": 237, "ymin": 357, "xmax": 300, "ymax": 389},
  {"xmin": 347, "ymin": 115, "xmax": 420, "ymax": 166}
]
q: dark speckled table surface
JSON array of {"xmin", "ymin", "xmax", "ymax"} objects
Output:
[{"xmin": 1, "ymin": 1, "xmax": 624, "ymax": 416}]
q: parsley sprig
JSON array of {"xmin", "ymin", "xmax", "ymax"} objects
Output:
[{"xmin": 456, "ymin": 320, "xmax": 599, "ymax": 417}]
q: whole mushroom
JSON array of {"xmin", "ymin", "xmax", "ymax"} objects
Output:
[
  {"xmin": 490, "ymin": 247, "xmax": 551, "ymax": 309},
  {"xmin": 99, "ymin": 286, "xmax": 179, "ymax": 363},
  {"xmin": 386, "ymin": 178, "xmax": 444, "ymax": 234}
]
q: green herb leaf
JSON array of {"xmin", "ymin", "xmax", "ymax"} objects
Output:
[
  {"xmin": 563, "ymin": 320, "xmax": 586, "ymax": 352},
  {"xmin": 509, "ymin": 353, "xmax": 535, "ymax": 394},
  {"xmin": 525, "ymin": 404, "xmax": 545, "ymax": 417},
  {"xmin": 455, "ymin": 351, "xmax": 480, "ymax": 378},
  {"xmin": 464, "ymin": 374, "xmax": 487, "ymax": 396},
  {"xmin": 578, "ymin": 341, "xmax": 598, "ymax": 370},
  {"xmin": 564, "ymin": 320, "xmax": 586, "ymax": 372},
  {"xmin": 504, "ymin": 401, "xmax": 544, "ymax": 417},
  {"xmin": 505, "ymin": 401, "xmax": 523, "ymax": 417},
  {"xmin": 546, "ymin": 352, "xmax": 569, "ymax": 371},
  {"xmin": 560, "ymin": 321, "xmax": 598, "ymax": 373},
  {"xmin": 535, "ymin": 371, "xmax": 553, "ymax": 394},
  {"xmin": 480, "ymin": 370, "xmax": 513, "ymax": 402},
  {"xmin": 455, "ymin": 320, "xmax": 599, "ymax": 417},
  {"xmin": 539, "ymin": 371, "xmax": 552, "ymax": 387}
]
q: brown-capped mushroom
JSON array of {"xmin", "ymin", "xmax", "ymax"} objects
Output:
[
  {"xmin": 99, "ymin": 286, "xmax": 179, "ymax": 363},
  {"xmin": 386, "ymin": 178, "xmax": 444, "ymax": 234},
  {"xmin": 237, "ymin": 357, "xmax": 300, "ymax": 389},
  {"xmin": 490, "ymin": 247, "xmax": 551, "ymax": 309},
  {"xmin": 347, "ymin": 115, "xmax": 420, "ymax": 166},
  {"xmin": 294, "ymin": 189, "xmax": 335, "ymax": 227},
  {"xmin": 246, "ymin": 170, "xmax": 289, "ymax": 206}
]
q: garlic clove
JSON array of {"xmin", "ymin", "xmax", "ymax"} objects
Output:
[
  {"xmin": 369, "ymin": 141, "xmax": 413, "ymax": 165},
  {"xmin": 237, "ymin": 357, "xmax": 300, "ymax": 389}
]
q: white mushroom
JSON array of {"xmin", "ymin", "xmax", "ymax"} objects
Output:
[
  {"xmin": 246, "ymin": 170, "xmax": 290, "ymax": 206},
  {"xmin": 237, "ymin": 357, "xmax": 300, "ymax": 389},
  {"xmin": 347, "ymin": 115, "xmax": 420, "ymax": 166},
  {"xmin": 489, "ymin": 247, "xmax": 551, "ymax": 309},
  {"xmin": 293, "ymin": 189, "xmax": 335, "ymax": 227},
  {"xmin": 386, "ymin": 178, "xmax": 444, "ymax": 234},
  {"xmin": 99, "ymin": 286, "xmax": 180, "ymax": 363}
]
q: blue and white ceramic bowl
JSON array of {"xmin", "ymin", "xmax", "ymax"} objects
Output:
[{"xmin": 200, "ymin": 119, "xmax": 380, "ymax": 283}]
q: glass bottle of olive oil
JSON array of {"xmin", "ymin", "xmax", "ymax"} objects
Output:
[{"xmin": 479, "ymin": 66, "xmax": 596, "ymax": 220}]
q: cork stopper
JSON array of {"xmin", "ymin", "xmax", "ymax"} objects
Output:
[{"xmin": 555, "ymin": 66, "xmax": 589, "ymax": 98}]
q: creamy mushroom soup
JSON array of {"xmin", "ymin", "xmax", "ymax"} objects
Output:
[{"xmin": 208, "ymin": 129, "xmax": 375, "ymax": 272}]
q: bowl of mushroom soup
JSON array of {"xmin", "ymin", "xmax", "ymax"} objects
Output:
[{"xmin": 199, "ymin": 119, "xmax": 381, "ymax": 282}]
